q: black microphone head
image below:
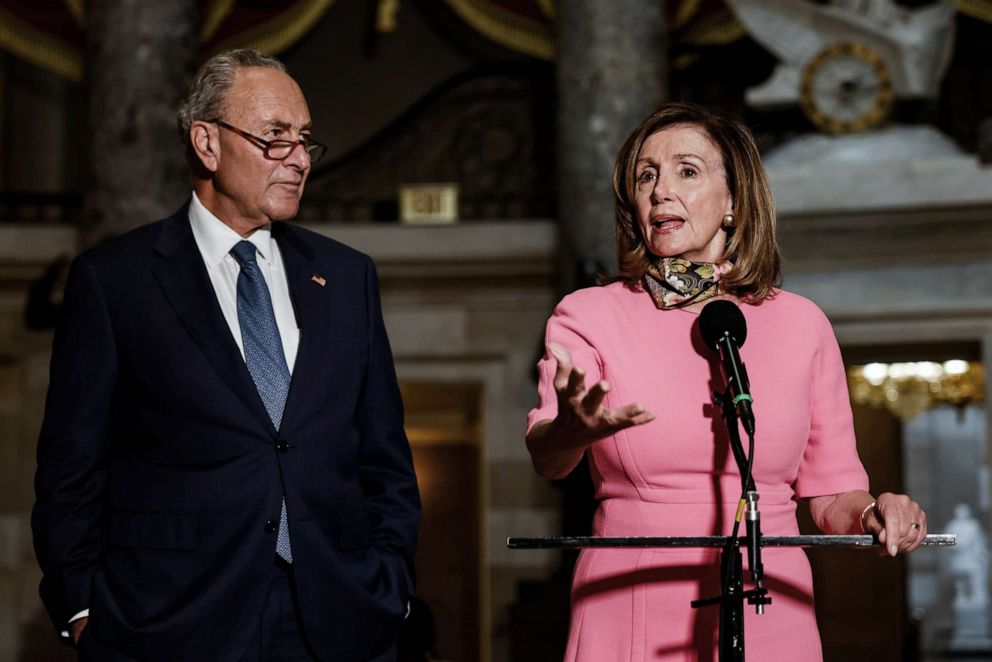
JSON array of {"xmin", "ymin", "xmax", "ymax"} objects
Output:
[{"xmin": 699, "ymin": 300, "xmax": 747, "ymax": 349}]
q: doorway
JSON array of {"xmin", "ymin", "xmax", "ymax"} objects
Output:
[
  {"xmin": 402, "ymin": 381, "xmax": 483, "ymax": 662},
  {"xmin": 800, "ymin": 341, "xmax": 984, "ymax": 661}
]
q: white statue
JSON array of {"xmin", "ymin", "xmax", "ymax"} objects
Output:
[
  {"xmin": 946, "ymin": 503, "xmax": 989, "ymax": 609},
  {"xmin": 725, "ymin": 0, "xmax": 955, "ymax": 133}
]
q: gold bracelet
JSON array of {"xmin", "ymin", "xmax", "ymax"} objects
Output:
[{"xmin": 859, "ymin": 500, "xmax": 877, "ymax": 533}]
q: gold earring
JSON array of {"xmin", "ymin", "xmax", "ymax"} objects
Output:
[{"xmin": 721, "ymin": 213, "xmax": 735, "ymax": 229}]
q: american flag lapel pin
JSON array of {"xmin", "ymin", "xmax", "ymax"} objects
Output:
[{"xmin": 311, "ymin": 274, "xmax": 326, "ymax": 287}]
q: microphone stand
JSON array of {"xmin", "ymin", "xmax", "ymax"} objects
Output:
[{"xmin": 690, "ymin": 388, "xmax": 771, "ymax": 661}]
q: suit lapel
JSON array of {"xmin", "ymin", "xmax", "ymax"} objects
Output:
[
  {"xmin": 273, "ymin": 223, "xmax": 322, "ymax": 426},
  {"xmin": 151, "ymin": 209, "xmax": 278, "ymax": 438}
]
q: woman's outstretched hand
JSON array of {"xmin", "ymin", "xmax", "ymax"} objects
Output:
[
  {"xmin": 526, "ymin": 342, "xmax": 655, "ymax": 479},
  {"xmin": 547, "ymin": 342, "xmax": 656, "ymax": 446}
]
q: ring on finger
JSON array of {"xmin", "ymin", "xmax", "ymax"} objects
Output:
[{"xmin": 910, "ymin": 522, "xmax": 921, "ymax": 530}]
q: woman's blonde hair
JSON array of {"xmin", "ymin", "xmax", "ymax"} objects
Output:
[{"xmin": 610, "ymin": 102, "xmax": 781, "ymax": 301}]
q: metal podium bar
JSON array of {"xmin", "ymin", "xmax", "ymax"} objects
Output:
[{"xmin": 507, "ymin": 534, "xmax": 956, "ymax": 549}]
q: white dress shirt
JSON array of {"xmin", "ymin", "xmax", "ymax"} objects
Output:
[
  {"xmin": 65, "ymin": 193, "xmax": 301, "ymax": 634},
  {"xmin": 187, "ymin": 191, "xmax": 300, "ymax": 372}
]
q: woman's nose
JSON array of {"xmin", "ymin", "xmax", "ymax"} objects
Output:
[{"xmin": 650, "ymin": 173, "xmax": 673, "ymax": 204}]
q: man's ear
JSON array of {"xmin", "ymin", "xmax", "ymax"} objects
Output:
[{"xmin": 189, "ymin": 121, "xmax": 219, "ymax": 173}]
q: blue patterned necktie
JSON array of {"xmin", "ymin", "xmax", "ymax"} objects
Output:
[{"xmin": 230, "ymin": 240, "xmax": 293, "ymax": 563}]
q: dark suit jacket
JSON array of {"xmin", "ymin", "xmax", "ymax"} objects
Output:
[{"xmin": 32, "ymin": 205, "xmax": 421, "ymax": 661}]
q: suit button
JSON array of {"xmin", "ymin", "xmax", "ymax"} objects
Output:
[
  {"xmin": 276, "ymin": 440, "xmax": 290, "ymax": 452},
  {"xmin": 264, "ymin": 519, "xmax": 278, "ymax": 533}
]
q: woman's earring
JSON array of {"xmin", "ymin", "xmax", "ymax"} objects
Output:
[{"xmin": 721, "ymin": 213, "xmax": 735, "ymax": 229}]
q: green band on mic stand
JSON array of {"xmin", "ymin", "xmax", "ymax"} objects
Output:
[{"xmin": 733, "ymin": 394, "xmax": 753, "ymax": 405}]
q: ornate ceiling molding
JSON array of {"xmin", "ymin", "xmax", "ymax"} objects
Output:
[
  {"xmin": 206, "ymin": 0, "xmax": 335, "ymax": 56},
  {"xmin": 0, "ymin": 3, "xmax": 82, "ymax": 80},
  {"xmin": 957, "ymin": 0, "xmax": 992, "ymax": 24},
  {"xmin": 441, "ymin": 0, "xmax": 553, "ymax": 60},
  {"xmin": 0, "ymin": 0, "xmax": 335, "ymax": 81},
  {"xmin": 3, "ymin": 1, "xmax": 991, "ymax": 81}
]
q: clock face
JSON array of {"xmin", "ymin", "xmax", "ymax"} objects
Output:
[{"xmin": 800, "ymin": 42, "xmax": 895, "ymax": 134}]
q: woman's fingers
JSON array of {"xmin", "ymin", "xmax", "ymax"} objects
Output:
[
  {"xmin": 548, "ymin": 342, "xmax": 588, "ymax": 400},
  {"xmin": 566, "ymin": 365, "xmax": 587, "ymax": 399},
  {"xmin": 583, "ymin": 384, "xmax": 656, "ymax": 432},
  {"xmin": 582, "ymin": 381, "xmax": 609, "ymax": 415},
  {"xmin": 549, "ymin": 342, "xmax": 573, "ymax": 392},
  {"xmin": 900, "ymin": 508, "xmax": 927, "ymax": 553},
  {"xmin": 603, "ymin": 403, "xmax": 655, "ymax": 430},
  {"xmin": 876, "ymin": 493, "xmax": 928, "ymax": 556},
  {"xmin": 905, "ymin": 516, "xmax": 928, "ymax": 553}
]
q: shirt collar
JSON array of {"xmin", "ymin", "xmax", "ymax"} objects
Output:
[{"xmin": 188, "ymin": 192, "xmax": 275, "ymax": 267}]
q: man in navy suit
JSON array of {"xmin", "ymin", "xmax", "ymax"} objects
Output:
[{"xmin": 32, "ymin": 49, "xmax": 421, "ymax": 661}]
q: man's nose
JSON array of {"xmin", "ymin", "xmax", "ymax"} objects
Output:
[{"xmin": 284, "ymin": 140, "xmax": 311, "ymax": 170}]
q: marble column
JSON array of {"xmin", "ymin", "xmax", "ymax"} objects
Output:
[
  {"xmin": 556, "ymin": 0, "xmax": 667, "ymax": 290},
  {"xmin": 83, "ymin": 0, "xmax": 198, "ymax": 247}
]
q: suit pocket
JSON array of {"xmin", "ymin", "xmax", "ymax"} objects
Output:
[
  {"xmin": 107, "ymin": 511, "xmax": 199, "ymax": 550},
  {"xmin": 336, "ymin": 509, "xmax": 372, "ymax": 551}
]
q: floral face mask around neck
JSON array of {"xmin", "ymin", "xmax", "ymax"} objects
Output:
[{"xmin": 643, "ymin": 257, "xmax": 733, "ymax": 309}]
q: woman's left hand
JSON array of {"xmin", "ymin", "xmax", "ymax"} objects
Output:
[{"xmin": 863, "ymin": 492, "xmax": 928, "ymax": 557}]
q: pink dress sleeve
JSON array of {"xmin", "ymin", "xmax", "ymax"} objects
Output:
[
  {"xmin": 793, "ymin": 308, "xmax": 870, "ymax": 498},
  {"xmin": 526, "ymin": 293, "xmax": 606, "ymax": 435}
]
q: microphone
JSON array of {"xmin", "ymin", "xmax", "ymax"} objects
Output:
[
  {"xmin": 699, "ymin": 300, "xmax": 755, "ymax": 436},
  {"xmin": 700, "ymin": 300, "xmax": 769, "ymax": 600}
]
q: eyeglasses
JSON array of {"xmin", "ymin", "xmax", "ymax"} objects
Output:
[{"xmin": 213, "ymin": 120, "xmax": 327, "ymax": 164}]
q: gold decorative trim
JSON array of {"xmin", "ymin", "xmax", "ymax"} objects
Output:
[
  {"xmin": 63, "ymin": 0, "xmax": 85, "ymax": 26},
  {"xmin": 210, "ymin": 0, "xmax": 336, "ymax": 56},
  {"xmin": 376, "ymin": 0, "xmax": 401, "ymax": 33},
  {"xmin": 956, "ymin": 0, "xmax": 992, "ymax": 23},
  {"xmin": 442, "ymin": 0, "xmax": 553, "ymax": 60},
  {"xmin": 673, "ymin": 53, "xmax": 701, "ymax": 69},
  {"xmin": 535, "ymin": 0, "xmax": 555, "ymax": 20},
  {"xmin": 201, "ymin": 0, "xmax": 236, "ymax": 42},
  {"xmin": 0, "ymin": 7, "xmax": 81, "ymax": 81},
  {"xmin": 673, "ymin": 0, "xmax": 702, "ymax": 30},
  {"xmin": 683, "ymin": 18, "xmax": 745, "ymax": 45}
]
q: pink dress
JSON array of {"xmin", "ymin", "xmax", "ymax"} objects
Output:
[{"xmin": 527, "ymin": 284, "xmax": 870, "ymax": 662}]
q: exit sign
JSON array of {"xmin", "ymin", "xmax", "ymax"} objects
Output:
[{"xmin": 399, "ymin": 184, "xmax": 459, "ymax": 224}]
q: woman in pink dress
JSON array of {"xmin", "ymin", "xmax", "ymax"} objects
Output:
[{"xmin": 525, "ymin": 103, "xmax": 928, "ymax": 661}]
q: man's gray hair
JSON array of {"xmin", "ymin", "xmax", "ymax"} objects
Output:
[{"xmin": 177, "ymin": 49, "xmax": 286, "ymax": 141}]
